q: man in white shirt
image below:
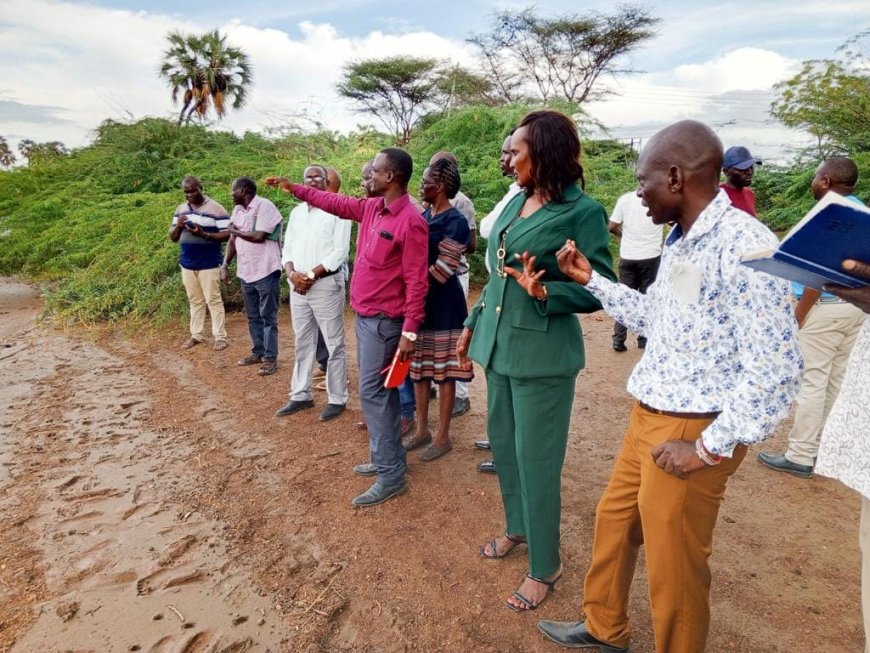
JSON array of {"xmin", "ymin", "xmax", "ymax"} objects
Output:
[
  {"xmin": 608, "ymin": 190, "xmax": 664, "ymax": 351},
  {"xmin": 537, "ymin": 120, "xmax": 802, "ymax": 653},
  {"xmin": 275, "ymin": 165, "xmax": 352, "ymax": 422},
  {"xmin": 480, "ymin": 132, "xmax": 522, "ymax": 250},
  {"xmin": 474, "ymin": 131, "xmax": 522, "ymax": 473}
]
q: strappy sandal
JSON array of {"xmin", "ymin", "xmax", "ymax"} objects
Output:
[
  {"xmin": 506, "ymin": 569, "xmax": 563, "ymax": 612},
  {"xmin": 402, "ymin": 430, "xmax": 432, "ymax": 451},
  {"xmin": 479, "ymin": 532, "xmax": 526, "ymax": 560}
]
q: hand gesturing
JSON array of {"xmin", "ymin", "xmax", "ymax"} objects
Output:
[
  {"xmin": 556, "ymin": 239, "xmax": 592, "ymax": 285},
  {"xmin": 504, "ymin": 251, "xmax": 546, "ymax": 299}
]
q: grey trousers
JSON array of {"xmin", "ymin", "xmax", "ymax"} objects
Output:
[
  {"xmin": 289, "ymin": 275, "xmax": 348, "ymax": 406},
  {"xmin": 356, "ymin": 315, "xmax": 406, "ymax": 489}
]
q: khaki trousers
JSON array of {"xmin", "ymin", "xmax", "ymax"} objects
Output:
[
  {"xmin": 862, "ymin": 496, "xmax": 870, "ymax": 653},
  {"xmin": 785, "ymin": 301, "xmax": 866, "ymax": 466},
  {"xmin": 181, "ymin": 267, "xmax": 227, "ymax": 341},
  {"xmin": 583, "ymin": 404, "xmax": 746, "ymax": 652}
]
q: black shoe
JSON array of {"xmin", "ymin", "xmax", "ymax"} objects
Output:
[
  {"xmin": 319, "ymin": 403, "xmax": 346, "ymax": 422},
  {"xmin": 275, "ymin": 399, "xmax": 314, "ymax": 417},
  {"xmin": 452, "ymin": 396, "xmax": 471, "ymax": 417},
  {"xmin": 612, "ymin": 343, "xmax": 627, "ymax": 352},
  {"xmin": 478, "ymin": 460, "xmax": 496, "ymax": 474},
  {"xmin": 537, "ymin": 621, "xmax": 628, "ymax": 652},
  {"xmin": 474, "ymin": 440, "xmax": 492, "ymax": 450},
  {"xmin": 757, "ymin": 452, "xmax": 813, "ymax": 478}
]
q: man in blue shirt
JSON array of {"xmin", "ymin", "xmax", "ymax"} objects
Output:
[{"xmin": 169, "ymin": 176, "xmax": 231, "ymax": 350}]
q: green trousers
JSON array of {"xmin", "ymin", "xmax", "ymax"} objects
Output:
[{"xmin": 485, "ymin": 367, "xmax": 577, "ymax": 578}]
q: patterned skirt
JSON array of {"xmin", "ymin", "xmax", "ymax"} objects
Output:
[{"xmin": 410, "ymin": 328, "xmax": 474, "ymax": 383}]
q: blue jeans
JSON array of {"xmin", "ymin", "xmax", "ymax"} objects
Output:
[
  {"xmin": 399, "ymin": 377, "xmax": 415, "ymax": 420},
  {"xmin": 355, "ymin": 315, "xmax": 406, "ymax": 489},
  {"xmin": 241, "ymin": 270, "xmax": 280, "ymax": 361}
]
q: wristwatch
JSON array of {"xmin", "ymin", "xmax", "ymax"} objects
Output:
[
  {"xmin": 401, "ymin": 331, "xmax": 417, "ymax": 342},
  {"xmin": 306, "ymin": 270, "xmax": 316, "ymax": 280}
]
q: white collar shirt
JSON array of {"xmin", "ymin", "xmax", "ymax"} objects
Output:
[
  {"xmin": 280, "ymin": 201, "xmax": 352, "ymax": 277},
  {"xmin": 586, "ymin": 190, "xmax": 803, "ymax": 457}
]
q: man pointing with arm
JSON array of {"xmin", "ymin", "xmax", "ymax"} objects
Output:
[{"xmin": 265, "ymin": 148, "xmax": 429, "ymax": 507}]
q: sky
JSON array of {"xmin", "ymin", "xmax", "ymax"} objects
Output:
[{"xmin": 1, "ymin": 0, "xmax": 868, "ymax": 164}]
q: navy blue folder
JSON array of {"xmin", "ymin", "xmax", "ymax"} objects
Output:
[{"xmin": 742, "ymin": 192, "xmax": 870, "ymax": 290}]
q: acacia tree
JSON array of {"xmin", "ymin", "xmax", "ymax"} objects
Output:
[
  {"xmin": 468, "ymin": 5, "xmax": 660, "ymax": 105},
  {"xmin": 771, "ymin": 31, "xmax": 870, "ymax": 157},
  {"xmin": 337, "ymin": 58, "xmax": 489, "ymax": 144},
  {"xmin": 337, "ymin": 57, "xmax": 441, "ymax": 144},
  {"xmin": 0, "ymin": 136, "xmax": 15, "ymax": 168},
  {"xmin": 158, "ymin": 30, "xmax": 253, "ymax": 126}
]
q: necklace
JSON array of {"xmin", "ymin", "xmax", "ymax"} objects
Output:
[{"xmin": 495, "ymin": 210, "xmax": 525, "ymax": 278}]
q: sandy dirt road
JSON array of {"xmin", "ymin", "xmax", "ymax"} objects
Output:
[{"xmin": 0, "ymin": 277, "xmax": 864, "ymax": 652}]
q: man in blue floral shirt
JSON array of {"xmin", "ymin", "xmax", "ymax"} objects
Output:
[{"xmin": 535, "ymin": 120, "xmax": 803, "ymax": 653}]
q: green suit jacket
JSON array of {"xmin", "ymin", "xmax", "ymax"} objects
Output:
[{"xmin": 465, "ymin": 184, "xmax": 616, "ymax": 379}]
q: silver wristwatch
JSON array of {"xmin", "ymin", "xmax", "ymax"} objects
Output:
[{"xmin": 401, "ymin": 331, "xmax": 417, "ymax": 342}]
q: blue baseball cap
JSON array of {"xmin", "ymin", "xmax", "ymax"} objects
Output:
[{"xmin": 723, "ymin": 146, "xmax": 762, "ymax": 170}]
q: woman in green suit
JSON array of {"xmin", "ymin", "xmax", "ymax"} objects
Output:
[{"xmin": 457, "ymin": 110, "xmax": 616, "ymax": 612}]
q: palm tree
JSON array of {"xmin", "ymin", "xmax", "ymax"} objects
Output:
[
  {"xmin": 158, "ymin": 30, "xmax": 253, "ymax": 126},
  {"xmin": 0, "ymin": 136, "xmax": 16, "ymax": 168}
]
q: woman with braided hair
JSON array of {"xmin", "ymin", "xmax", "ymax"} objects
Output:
[{"xmin": 402, "ymin": 157, "xmax": 473, "ymax": 462}]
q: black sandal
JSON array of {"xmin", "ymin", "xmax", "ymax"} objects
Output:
[
  {"xmin": 506, "ymin": 568, "xmax": 563, "ymax": 612},
  {"xmin": 479, "ymin": 532, "xmax": 526, "ymax": 560}
]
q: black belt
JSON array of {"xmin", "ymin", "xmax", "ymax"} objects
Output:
[{"xmin": 639, "ymin": 401, "xmax": 721, "ymax": 420}]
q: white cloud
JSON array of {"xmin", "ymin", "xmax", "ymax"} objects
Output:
[
  {"xmin": 584, "ymin": 46, "xmax": 811, "ymax": 163},
  {"xmin": 0, "ymin": 0, "xmax": 843, "ymax": 164},
  {"xmin": 671, "ymin": 47, "xmax": 799, "ymax": 92},
  {"xmin": 0, "ymin": 0, "xmax": 477, "ymax": 149}
]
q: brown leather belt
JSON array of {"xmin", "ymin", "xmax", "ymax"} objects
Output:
[{"xmin": 639, "ymin": 401, "xmax": 721, "ymax": 420}]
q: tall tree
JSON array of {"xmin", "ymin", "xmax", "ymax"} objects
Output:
[
  {"xmin": 0, "ymin": 136, "xmax": 16, "ymax": 168},
  {"xmin": 337, "ymin": 57, "xmax": 441, "ymax": 144},
  {"xmin": 338, "ymin": 58, "xmax": 495, "ymax": 143},
  {"xmin": 158, "ymin": 30, "xmax": 253, "ymax": 126},
  {"xmin": 469, "ymin": 5, "xmax": 660, "ymax": 105},
  {"xmin": 771, "ymin": 31, "xmax": 870, "ymax": 157},
  {"xmin": 17, "ymin": 139, "xmax": 67, "ymax": 167}
]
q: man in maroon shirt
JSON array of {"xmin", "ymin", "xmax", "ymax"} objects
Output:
[
  {"xmin": 265, "ymin": 148, "xmax": 428, "ymax": 507},
  {"xmin": 720, "ymin": 145, "xmax": 762, "ymax": 216}
]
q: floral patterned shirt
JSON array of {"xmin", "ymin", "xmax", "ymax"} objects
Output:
[
  {"xmin": 586, "ymin": 190, "xmax": 803, "ymax": 456},
  {"xmin": 816, "ymin": 320, "xmax": 870, "ymax": 499}
]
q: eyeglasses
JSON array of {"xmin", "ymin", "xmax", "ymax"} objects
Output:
[{"xmin": 304, "ymin": 175, "xmax": 325, "ymax": 182}]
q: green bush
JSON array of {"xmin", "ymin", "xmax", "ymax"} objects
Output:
[{"xmin": 5, "ymin": 111, "xmax": 858, "ymax": 327}]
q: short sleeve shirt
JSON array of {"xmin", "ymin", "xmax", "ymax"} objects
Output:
[{"xmin": 229, "ymin": 196, "xmax": 283, "ymax": 283}]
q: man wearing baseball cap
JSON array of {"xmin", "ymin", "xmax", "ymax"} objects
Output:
[{"xmin": 720, "ymin": 145, "xmax": 762, "ymax": 216}]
